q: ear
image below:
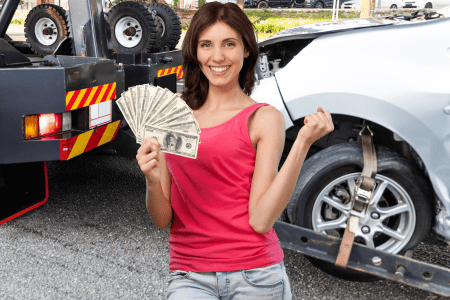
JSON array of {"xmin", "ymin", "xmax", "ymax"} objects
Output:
[{"xmin": 244, "ymin": 50, "xmax": 250, "ymax": 58}]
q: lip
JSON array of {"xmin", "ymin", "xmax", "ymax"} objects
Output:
[{"xmin": 209, "ymin": 66, "xmax": 231, "ymax": 76}]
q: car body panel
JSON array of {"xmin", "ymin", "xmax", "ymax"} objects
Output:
[
  {"xmin": 252, "ymin": 17, "xmax": 450, "ymax": 235},
  {"xmin": 251, "ymin": 76, "xmax": 295, "ymax": 129}
]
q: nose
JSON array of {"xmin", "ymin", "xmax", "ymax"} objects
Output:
[{"xmin": 212, "ymin": 45, "xmax": 225, "ymax": 62}]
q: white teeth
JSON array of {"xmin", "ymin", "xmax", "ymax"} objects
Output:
[{"xmin": 210, "ymin": 66, "xmax": 230, "ymax": 72}]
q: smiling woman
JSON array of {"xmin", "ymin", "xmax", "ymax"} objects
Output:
[
  {"xmin": 135, "ymin": 2, "xmax": 334, "ymax": 299},
  {"xmin": 181, "ymin": 2, "xmax": 259, "ymax": 109}
]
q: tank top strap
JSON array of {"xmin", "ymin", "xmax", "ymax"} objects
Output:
[{"xmin": 238, "ymin": 103, "xmax": 269, "ymax": 122}]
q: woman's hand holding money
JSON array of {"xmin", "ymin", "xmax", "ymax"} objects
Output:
[
  {"xmin": 137, "ymin": 137, "xmax": 162, "ymax": 186},
  {"xmin": 297, "ymin": 106, "xmax": 334, "ymax": 147}
]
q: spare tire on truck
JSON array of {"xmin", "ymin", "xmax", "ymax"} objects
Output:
[
  {"xmin": 24, "ymin": 4, "xmax": 69, "ymax": 57},
  {"xmin": 105, "ymin": 1, "xmax": 159, "ymax": 54},
  {"xmin": 147, "ymin": 3, "xmax": 181, "ymax": 52}
]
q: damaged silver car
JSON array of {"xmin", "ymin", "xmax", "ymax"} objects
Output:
[{"xmin": 251, "ymin": 10, "xmax": 450, "ymax": 281}]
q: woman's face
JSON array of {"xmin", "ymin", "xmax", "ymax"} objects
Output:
[{"xmin": 197, "ymin": 21, "xmax": 249, "ymax": 90}]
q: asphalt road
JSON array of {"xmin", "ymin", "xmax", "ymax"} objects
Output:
[{"xmin": 1, "ymin": 154, "xmax": 449, "ymax": 300}]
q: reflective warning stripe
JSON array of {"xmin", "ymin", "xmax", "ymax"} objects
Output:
[
  {"xmin": 157, "ymin": 65, "xmax": 183, "ymax": 79},
  {"xmin": 66, "ymin": 82, "xmax": 117, "ymax": 111},
  {"xmin": 60, "ymin": 120, "xmax": 121, "ymax": 160}
]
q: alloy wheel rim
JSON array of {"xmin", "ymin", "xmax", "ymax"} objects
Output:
[
  {"xmin": 35, "ymin": 17, "xmax": 58, "ymax": 46},
  {"xmin": 311, "ymin": 173, "xmax": 416, "ymax": 254}
]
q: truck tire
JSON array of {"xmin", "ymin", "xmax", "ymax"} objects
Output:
[
  {"xmin": 24, "ymin": 4, "xmax": 69, "ymax": 57},
  {"xmin": 105, "ymin": 1, "xmax": 159, "ymax": 54},
  {"xmin": 257, "ymin": 1, "xmax": 269, "ymax": 8},
  {"xmin": 147, "ymin": 3, "xmax": 182, "ymax": 52},
  {"xmin": 286, "ymin": 142, "xmax": 433, "ymax": 281}
]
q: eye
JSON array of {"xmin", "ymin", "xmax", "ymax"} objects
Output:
[
  {"xmin": 225, "ymin": 42, "xmax": 235, "ymax": 47},
  {"xmin": 200, "ymin": 43, "xmax": 211, "ymax": 48}
]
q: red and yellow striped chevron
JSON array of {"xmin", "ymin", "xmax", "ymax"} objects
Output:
[
  {"xmin": 60, "ymin": 120, "xmax": 121, "ymax": 160},
  {"xmin": 157, "ymin": 65, "xmax": 183, "ymax": 80},
  {"xmin": 66, "ymin": 82, "xmax": 117, "ymax": 111}
]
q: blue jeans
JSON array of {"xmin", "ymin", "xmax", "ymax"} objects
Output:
[{"xmin": 167, "ymin": 261, "xmax": 292, "ymax": 300}]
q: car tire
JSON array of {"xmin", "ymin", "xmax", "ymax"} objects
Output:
[
  {"xmin": 286, "ymin": 142, "xmax": 433, "ymax": 281},
  {"xmin": 146, "ymin": 3, "xmax": 182, "ymax": 52},
  {"xmin": 424, "ymin": 2, "xmax": 432, "ymax": 8},
  {"xmin": 257, "ymin": 1, "xmax": 269, "ymax": 9},
  {"xmin": 105, "ymin": 1, "xmax": 159, "ymax": 54},
  {"xmin": 24, "ymin": 4, "xmax": 69, "ymax": 57},
  {"xmin": 314, "ymin": 1, "xmax": 324, "ymax": 8},
  {"xmin": 390, "ymin": 4, "xmax": 397, "ymax": 9}
]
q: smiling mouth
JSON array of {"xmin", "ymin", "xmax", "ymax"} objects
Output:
[{"xmin": 209, "ymin": 66, "xmax": 231, "ymax": 75}]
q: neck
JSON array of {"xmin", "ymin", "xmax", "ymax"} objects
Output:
[{"xmin": 203, "ymin": 79, "xmax": 246, "ymax": 111}]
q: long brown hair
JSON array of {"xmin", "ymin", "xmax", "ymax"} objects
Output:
[{"xmin": 181, "ymin": 2, "xmax": 258, "ymax": 110}]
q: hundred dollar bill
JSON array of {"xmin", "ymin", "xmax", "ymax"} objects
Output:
[
  {"xmin": 140, "ymin": 87, "xmax": 166, "ymax": 130},
  {"xmin": 160, "ymin": 120, "xmax": 200, "ymax": 135},
  {"xmin": 116, "ymin": 96, "xmax": 137, "ymax": 137},
  {"xmin": 153, "ymin": 105, "xmax": 191, "ymax": 126},
  {"xmin": 146, "ymin": 88, "xmax": 173, "ymax": 125},
  {"xmin": 123, "ymin": 90, "xmax": 137, "ymax": 131},
  {"xmin": 153, "ymin": 94, "xmax": 191, "ymax": 123},
  {"xmin": 158, "ymin": 111, "xmax": 200, "ymax": 132},
  {"xmin": 144, "ymin": 125, "xmax": 199, "ymax": 159}
]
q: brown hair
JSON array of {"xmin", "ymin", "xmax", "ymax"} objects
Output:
[{"xmin": 181, "ymin": 2, "xmax": 258, "ymax": 110}]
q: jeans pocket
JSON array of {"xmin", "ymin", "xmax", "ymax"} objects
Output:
[
  {"xmin": 168, "ymin": 270, "xmax": 191, "ymax": 284},
  {"xmin": 241, "ymin": 262, "xmax": 284, "ymax": 288}
]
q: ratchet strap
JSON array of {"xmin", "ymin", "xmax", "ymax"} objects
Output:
[{"xmin": 335, "ymin": 124, "xmax": 377, "ymax": 268}]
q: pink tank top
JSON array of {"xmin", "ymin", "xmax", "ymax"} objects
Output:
[{"xmin": 163, "ymin": 102, "xmax": 284, "ymax": 272}]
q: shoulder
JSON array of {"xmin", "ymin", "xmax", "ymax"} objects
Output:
[
  {"xmin": 250, "ymin": 104, "xmax": 285, "ymax": 132},
  {"xmin": 249, "ymin": 103, "xmax": 285, "ymax": 143}
]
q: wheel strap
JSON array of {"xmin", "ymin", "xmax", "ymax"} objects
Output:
[{"xmin": 335, "ymin": 124, "xmax": 378, "ymax": 268}]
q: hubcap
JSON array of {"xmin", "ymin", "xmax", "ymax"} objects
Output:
[
  {"xmin": 35, "ymin": 17, "xmax": 58, "ymax": 46},
  {"xmin": 115, "ymin": 16, "xmax": 142, "ymax": 48},
  {"xmin": 311, "ymin": 173, "xmax": 416, "ymax": 254}
]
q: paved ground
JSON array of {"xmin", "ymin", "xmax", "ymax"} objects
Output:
[{"xmin": 0, "ymin": 155, "xmax": 449, "ymax": 300}]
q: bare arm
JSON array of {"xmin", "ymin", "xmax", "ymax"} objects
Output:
[
  {"xmin": 137, "ymin": 138, "xmax": 173, "ymax": 229},
  {"xmin": 248, "ymin": 106, "xmax": 333, "ymax": 233}
]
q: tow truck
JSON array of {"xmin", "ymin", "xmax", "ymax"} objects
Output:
[{"xmin": 0, "ymin": 0, "xmax": 183, "ymax": 225}]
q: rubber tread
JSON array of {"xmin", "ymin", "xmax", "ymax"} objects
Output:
[
  {"xmin": 105, "ymin": 1, "xmax": 159, "ymax": 54},
  {"xmin": 148, "ymin": 3, "xmax": 181, "ymax": 52},
  {"xmin": 24, "ymin": 4, "xmax": 69, "ymax": 57}
]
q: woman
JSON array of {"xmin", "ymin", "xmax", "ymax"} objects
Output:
[{"xmin": 136, "ymin": 2, "xmax": 334, "ymax": 299}]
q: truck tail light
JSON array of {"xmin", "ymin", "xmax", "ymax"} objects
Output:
[
  {"xmin": 24, "ymin": 113, "xmax": 71, "ymax": 140},
  {"xmin": 38, "ymin": 113, "xmax": 62, "ymax": 136},
  {"xmin": 24, "ymin": 115, "xmax": 39, "ymax": 139}
]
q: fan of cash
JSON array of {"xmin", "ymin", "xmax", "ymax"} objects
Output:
[{"xmin": 116, "ymin": 84, "xmax": 200, "ymax": 159}]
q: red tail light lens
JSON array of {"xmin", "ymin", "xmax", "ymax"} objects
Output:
[{"xmin": 38, "ymin": 113, "xmax": 62, "ymax": 137}]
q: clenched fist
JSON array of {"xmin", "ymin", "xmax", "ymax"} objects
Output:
[
  {"xmin": 136, "ymin": 137, "xmax": 162, "ymax": 185},
  {"xmin": 297, "ymin": 106, "xmax": 334, "ymax": 147}
]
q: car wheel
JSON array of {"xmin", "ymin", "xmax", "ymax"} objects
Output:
[
  {"xmin": 390, "ymin": 4, "xmax": 397, "ymax": 9},
  {"xmin": 105, "ymin": 1, "xmax": 158, "ymax": 54},
  {"xmin": 146, "ymin": 3, "xmax": 182, "ymax": 52},
  {"xmin": 257, "ymin": 1, "xmax": 269, "ymax": 9},
  {"xmin": 24, "ymin": 4, "xmax": 69, "ymax": 57},
  {"xmin": 314, "ymin": 1, "xmax": 324, "ymax": 8},
  {"xmin": 425, "ymin": 2, "xmax": 432, "ymax": 8},
  {"xmin": 286, "ymin": 142, "xmax": 433, "ymax": 281}
]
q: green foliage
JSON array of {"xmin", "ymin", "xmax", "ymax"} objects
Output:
[
  {"xmin": 181, "ymin": 23, "xmax": 189, "ymax": 30},
  {"xmin": 244, "ymin": 10, "xmax": 361, "ymax": 34},
  {"xmin": 10, "ymin": 19, "xmax": 24, "ymax": 25},
  {"xmin": 173, "ymin": 0, "xmax": 179, "ymax": 8}
]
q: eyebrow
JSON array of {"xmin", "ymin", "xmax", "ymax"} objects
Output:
[{"xmin": 198, "ymin": 38, "xmax": 239, "ymax": 44}]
